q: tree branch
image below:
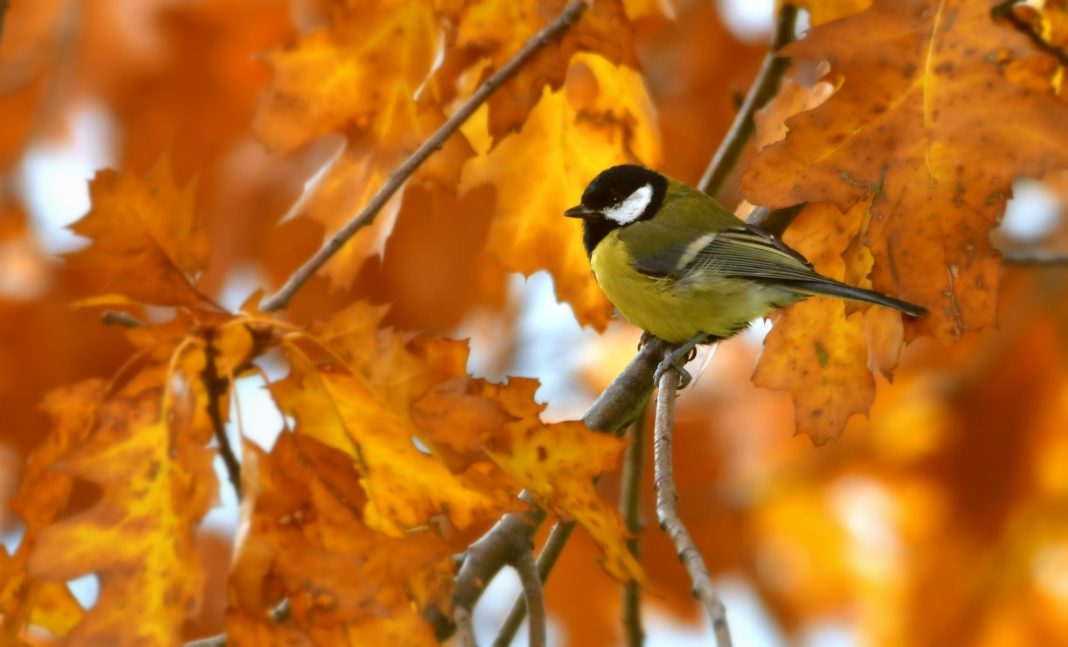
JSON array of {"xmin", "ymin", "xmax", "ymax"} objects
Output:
[
  {"xmin": 491, "ymin": 520, "xmax": 576, "ymax": 647},
  {"xmin": 430, "ymin": 339, "xmax": 665, "ymax": 641},
  {"xmin": 744, "ymin": 204, "xmax": 806, "ymax": 238},
  {"xmin": 512, "ymin": 547, "xmax": 547, "ymax": 647},
  {"xmin": 654, "ymin": 367, "xmax": 731, "ymax": 647},
  {"xmin": 620, "ymin": 413, "xmax": 646, "ymax": 647},
  {"xmin": 260, "ymin": 0, "xmax": 588, "ymax": 313},
  {"xmin": 698, "ymin": 3, "xmax": 798, "ymax": 197}
]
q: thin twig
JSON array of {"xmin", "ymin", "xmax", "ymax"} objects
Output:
[
  {"xmin": 745, "ymin": 204, "xmax": 806, "ymax": 238},
  {"xmin": 992, "ymin": 1, "xmax": 1068, "ymax": 67},
  {"xmin": 512, "ymin": 548, "xmax": 547, "ymax": 647},
  {"xmin": 455, "ymin": 604, "xmax": 478, "ymax": 647},
  {"xmin": 654, "ymin": 366, "xmax": 731, "ymax": 647},
  {"xmin": 699, "ymin": 4, "xmax": 798, "ymax": 197},
  {"xmin": 101, "ymin": 309, "xmax": 142, "ymax": 328},
  {"xmin": 201, "ymin": 329, "xmax": 241, "ymax": 498},
  {"xmin": 0, "ymin": 0, "xmax": 10, "ymax": 42},
  {"xmin": 260, "ymin": 0, "xmax": 588, "ymax": 313},
  {"xmin": 1003, "ymin": 252, "xmax": 1068, "ymax": 266},
  {"xmin": 491, "ymin": 520, "xmax": 576, "ymax": 647},
  {"xmin": 620, "ymin": 413, "xmax": 647, "ymax": 647}
]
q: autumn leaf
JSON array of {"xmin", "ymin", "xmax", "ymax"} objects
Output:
[
  {"xmin": 743, "ymin": 0, "xmax": 1068, "ymax": 340},
  {"xmin": 753, "ymin": 202, "xmax": 880, "ymax": 444},
  {"xmin": 228, "ymin": 436, "xmax": 447, "ymax": 645},
  {"xmin": 461, "ymin": 53, "xmax": 661, "ymax": 329},
  {"xmin": 443, "ymin": 0, "xmax": 638, "ymax": 141},
  {"xmin": 25, "ymin": 367, "xmax": 218, "ymax": 645},
  {"xmin": 68, "ymin": 156, "xmax": 215, "ymax": 308},
  {"xmin": 255, "ymin": 0, "xmax": 474, "ymax": 286},
  {"xmin": 788, "ymin": 0, "xmax": 872, "ymax": 25},
  {"xmin": 0, "ymin": 382, "xmax": 99, "ymax": 640}
]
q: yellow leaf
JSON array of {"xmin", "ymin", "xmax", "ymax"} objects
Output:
[
  {"xmin": 26, "ymin": 374, "xmax": 218, "ymax": 645},
  {"xmin": 479, "ymin": 379, "xmax": 643, "ymax": 582},
  {"xmin": 255, "ymin": 2, "xmax": 474, "ymax": 285},
  {"xmin": 461, "ymin": 54, "xmax": 661, "ymax": 329}
]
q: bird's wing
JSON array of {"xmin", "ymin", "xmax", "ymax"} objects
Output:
[{"xmin": 633, "ymin": 224, "xmax": 821, "ymax": 282}]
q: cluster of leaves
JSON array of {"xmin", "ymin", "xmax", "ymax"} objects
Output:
[{"xmin": 0, "ymin": 0, "xmax": 1067, "ymax": 645}]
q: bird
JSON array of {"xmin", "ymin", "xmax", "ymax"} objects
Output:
[{"xmin": 564, "ymin": 164, "xmax": 926, "ymax": 386}]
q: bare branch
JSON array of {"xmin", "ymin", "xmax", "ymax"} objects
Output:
[
  {"xmin": 699, "ymin": 4, "xmax": 798, "ymax": 197},
  {"xmin": 261, "ymin": 0, "xmax": 588, "ymax": 312},
  {"xmin": 620, "ymin": 414, "xmax": 647, "ymax": 647},
  {"xmin": 513, "ymin": 547, "xmax": 547, "ymax": 647},
  {"xmin": 491, "ymin": 520, "xmax": 576, "ymax": 647},
  {"xmin": 654, "ymin": 367, "xmax": 731, "ymax": 647}
]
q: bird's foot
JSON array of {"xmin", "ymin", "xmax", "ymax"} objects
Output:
[
  {"xmin": 637, "ymin": 331, "xmax": 653, "ymax": 351},
  {"xmin": 653, "ymin": 334, "xmax": 711, "ymax": 390}
]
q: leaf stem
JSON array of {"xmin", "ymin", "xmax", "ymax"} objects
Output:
[
  {"xmin": 654, "ymin": 365, "xmax": 731, "ymax": 647},
  {"xmin": 699, "ymin": 4, "xmax": 798, "ymax": 197},
  {"xmin": 202, "ymin": 328, "xmax": 241, "ymax": 499},
  {"xmin": 260, "ymin": 0, "xmax": 588, "ymax": 313}
]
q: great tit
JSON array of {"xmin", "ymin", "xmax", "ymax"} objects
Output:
[{"xmin": 565, "ymin": 164, "xmax": 926, "ymax": 383}]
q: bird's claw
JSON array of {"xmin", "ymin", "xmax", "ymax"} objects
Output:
[
  {"xmin": 653, "ymin": 333, "xmax": 714, "ymax": 390},
  {"xmin": 637, "ymin": 331, "xmax": 653, "ymax": 351},
  {"xmin": 654, "ymin": 357, "xmax": 692, "ymax": 390}
]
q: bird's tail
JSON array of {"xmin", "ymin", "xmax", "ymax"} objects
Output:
[{"xmin": 787, "ymin": 279, "xmax": 927, "ymax": 317}]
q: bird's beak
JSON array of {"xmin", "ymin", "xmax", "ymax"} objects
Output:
[{"xmin": 565, "ymin": 204, "xmax": 599, "ymax": 219}]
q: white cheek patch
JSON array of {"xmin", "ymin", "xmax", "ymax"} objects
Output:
[{"xmin": 603, "ymin": 184, "xmax": 653, "ymax": 225}]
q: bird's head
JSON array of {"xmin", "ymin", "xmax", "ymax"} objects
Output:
[{"xmin": 564, "ymin": 164, "xmax": 667, "ymax": 227}]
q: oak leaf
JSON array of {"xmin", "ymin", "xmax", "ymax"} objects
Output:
[
  {"xmin": 0, "ymin": 382, "xmax": 99, "ymax": 640},
  {"xmin": 228, "ymin": 435, "xmax": 447, "ymax": 645},
  {"xmin": 753, "ymin": 202, "xmax": 879, "ymax": 444},
  {"xmin": 461, "ymin": 54, "xmax": 661, "ymax": 329},
  {"xmin": 68, "ymin": 156, "xmax": 214, "ymax": 308},
  {"xmin": 255, "ymin": 1, "xmax": 474, "ymax": 286},
  {"xmin": 26, "ymin": 368, "xmax": 218, "ymax": 645},
  {"xmin": 444, "ymin": 0, "xmax": 638, "ymax": 141},
  {"xmin": 742, "ymin": 0, "xmax": 1068, "ymax": 340}
]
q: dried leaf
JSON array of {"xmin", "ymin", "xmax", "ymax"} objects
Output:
[
  {"xmin": 68, "ymin": 156, "xmax": 214, "ymax": 308},
  {"xmin": 743, "ymin": 0, "xmax": 1068, "ymax": 340}
]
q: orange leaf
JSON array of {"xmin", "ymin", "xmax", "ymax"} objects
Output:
[
  {"xmin": 25, "ymin": 367, "xmax": 218, "ymax": 645},
  {"xmin": 0, "ymin": 382, "xmax": 99, "ymax": 640},
  {"xmin": 754, "ymin": 202, "xmax": 896, "ymax": 444},
  {"xmin": 68, "ymin": 156, "xmax": 214, "ymax": 308},
  {"xmin": 228, "ymin": 436, "xmax": 446, "ymax": 645},
  {"xmin": 478, "ymin": 379, "xmax": 643, "ymax": 583},
  {"xmin": 446, "ymin": 0, "xmax": 638, "ymax": 141},
  {"xmin": 460, "ymin": 54, "xmax": 661, "ymax": 329},
  {"xmin": 254, "ymin": 2, "xmax": 474, "ymax": 285},
  {"xmin": 743, "ymin": 0, "xmax": 1068, "ymax": 341}
]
